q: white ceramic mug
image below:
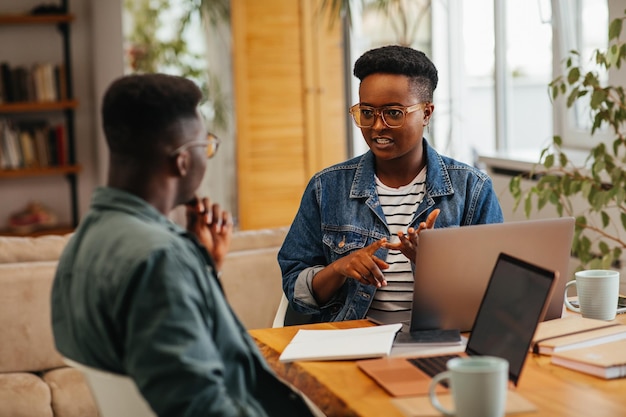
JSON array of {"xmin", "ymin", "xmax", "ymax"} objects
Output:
[
  {"xmin": 428, "ymin": 356, "xmax": 508, "ymax": 417},
  {"xmin": 564, "ymin": 270, "xmax": 626, "ymax": 320}
]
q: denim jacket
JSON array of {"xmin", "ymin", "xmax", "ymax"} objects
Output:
[{"xmin": 278, "ymin": 139, "xmax": 503, "ymax": 322}]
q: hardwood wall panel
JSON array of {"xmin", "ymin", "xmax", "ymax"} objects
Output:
[{"xmin": 232, "ymin": 0, "xmax": 347, "ymax": 230}]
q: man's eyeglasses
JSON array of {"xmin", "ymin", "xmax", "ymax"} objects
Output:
[
  {"xmin": 349, "ymin": 103, "xmax": 427, "ymax": 128},
  {"xmin": 170, "ymin": 133, "xmax": 221, "ymax": 159}
]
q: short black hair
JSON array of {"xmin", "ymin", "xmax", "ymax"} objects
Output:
[
  {"xmin": 353, "ymin": 45, "xmax": 438, "ymax": 102},
  {"xmin": 102, "ymin": 73, "xmax": 203, "ymax": 156}
]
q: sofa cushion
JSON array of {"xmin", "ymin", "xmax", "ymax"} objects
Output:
[
  {"xmin": 0, "ymin": 372, "xmax": 53, "ymax": 417},
  {"xmin": 220, "ymin": 227, "xmax": 288, "ymax": 330},
  {"xmin": 228, "ymin": 227, "xmax": 288, "ymax": 252},
  {"xmin": 0, "ymin": 234, "xmax": 71, "ymax": 264},
  {"xmin": 43, "ymin": 367, "xmax": 98, "ymax": 417},
  {"xmin": 0, "ymin": 262, "xmax": 64, "ymax": 372},
  {"xmin": 221, "ymin": 246, "xmax": 284, "ymax": 330}
]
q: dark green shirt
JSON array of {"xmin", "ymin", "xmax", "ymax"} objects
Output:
[{"xmin": 52, "ymin": 187, "xmax": 314, "ymax": 417}]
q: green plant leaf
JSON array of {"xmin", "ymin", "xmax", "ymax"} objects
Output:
[
  {"xmin": 609, "ymin": 15, "xmax": 623, "ymax": 40},
  {"xmin": 590, "ymin": 89, "xmax": 608, "ymax": 108},
  {"xmin": 583, "ymin": 71, "xmax": 599, "ymax": 87},
  {"xmin": 551, "ymin": 84, "xmax": 559, "ymax": 100},
  {"xmin": 509, "ymin": 175, "xmax": 521, "ymax": 197},
  {"xmin": 599, "ymin": 240, "xmax": 610, "ymax": 255},
  {"xmin": 524, "ymin": 193, "xmax": 532, "ymax": 218},
  {"xmin": 608, "ymin": 44, "xmax": 621, "ymax": 67},
  {"xmin": 601, "ymin": 211, "xmax": 610, "ymax": 228},
  {"xmin": 566, "ymin": 87, "xmax": 580, "ymax": 107},
  {"xmin": 567, "ymin": 67, "xmax": 580, "ymax": 83}
]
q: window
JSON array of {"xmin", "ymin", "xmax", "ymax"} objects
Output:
[
  {"xmin": 552, "ymin": 0, "xmax": 610, "ymax": 148},
  {"xmin": 432, "ymin": 0, "xmax": 555, "ymax": 163},
  {"xmin": 349, "ymin": 0, "xmax": 609, "ymax": 163}
]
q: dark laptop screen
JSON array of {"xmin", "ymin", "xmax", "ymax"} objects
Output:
[{"xmin": 466, "ymin": 253, "xmax": 556, "ymax": 385}]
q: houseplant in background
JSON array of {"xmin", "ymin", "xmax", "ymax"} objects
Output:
[
  {"xmin": 123, "ymin": 0, "xmax": 230, "ymax": 130},
  {"xmin": 509, "ymin": 9, "xmax": 626, "ymax": 270},
  {"xmin": 322, "ymin": 0, "xmax": 431, "ymax": 46}
]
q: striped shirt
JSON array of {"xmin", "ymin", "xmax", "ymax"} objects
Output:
[{"xmin": 368, "ymin": 167, "xmax": 426, "ymax": 324}]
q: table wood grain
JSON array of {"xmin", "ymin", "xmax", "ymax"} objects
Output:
[{"xmin": 250, "ymin": 315, "xmax": 626, "ymax": 417}]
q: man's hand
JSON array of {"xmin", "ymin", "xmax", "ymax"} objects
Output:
[
  {"xmin": 330, "ymin": 238, "xmax": 389, "ymax": 288},
  {"xmin": 384, "ymin": 208, "xmax": 440, "ymax": 262},
  {"xmin": 185, "ymin": 196, "xmax": 233, "ymax": 271}
]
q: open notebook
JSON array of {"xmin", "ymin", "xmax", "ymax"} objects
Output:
[{"xmin": 358, "ymin": 253, "xmax": 558, "ymax": 397}]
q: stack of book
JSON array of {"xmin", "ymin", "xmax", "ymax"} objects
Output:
[
  {"xmin": 532, "ymin": 316, "xmax": 626, "ymax": 379},
  {"xmin": 0, "ymin": 119, "xmax": 66, "ymax": 169},
  {"xmin": 0, "ymin": 61, "xmax": 67, "ymax": 104}
]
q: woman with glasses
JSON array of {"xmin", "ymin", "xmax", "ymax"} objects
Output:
[{"xmin": 278, "ymin": 45, "xmax": 503, "ymax": 325}]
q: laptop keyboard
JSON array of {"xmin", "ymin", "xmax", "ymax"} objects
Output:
[{"xmin": 407, "ymin": 354, "xmax": 460, "ymax": 386}]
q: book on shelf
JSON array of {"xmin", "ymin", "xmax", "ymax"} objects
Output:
[
  {"xmin": 54, "ymin": 63, "xmax": 67, "ymax": 101},
  {"xmin": 0, "ymin": 62, "xmax": 64, "ymax": 103},
  {"xmin": 18, "ymin": 130, "xmax": 36, "ymax": 168},
  {"xmin": 0, "ymin": 119, "xmax": 68, "ymax": 169},
  {"xmin": 33, "ymin": 126, "xmax": 50, "ymax": 167},
  {"xmin": 0, "ymin": 120, "xmax": 10, "ymax": 168},
  {"xmin": 531, "ymin": 316, "xmax": 626, "ymax": 356},
  {"xmin": 0, "ymin": 65, "xmax": 4, "ymax": 104},
  {"xmin": 551, "ymin": 338, "xmax": 626, "ymax": 379},
  {"xmin": 0, "ymin": 62, "xmax": 13, "ymax": 103},
  {"xmin": 53, "ymin": 124, "xmax": 66, "ymax": 165},
  {"xmin": 1, "ymin": 121, "xmax": 23, "ymax": 169}
]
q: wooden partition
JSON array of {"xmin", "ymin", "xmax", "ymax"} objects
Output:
[{"xmin": 232, "ymin": 0, "xmax": 347, "ymax": 230}]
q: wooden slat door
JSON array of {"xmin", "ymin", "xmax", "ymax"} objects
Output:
[{"xmin": 232, "ymin": 0, "xmax": 347, "ymax": 230}]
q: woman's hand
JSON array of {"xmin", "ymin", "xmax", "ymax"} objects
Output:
[
  {"xmin": 185, "ymin": 196, "xmax": 233, "ymax": 271},
  {"xmin": 384, "ymin": 209, "xmax": 440, "ymax": 262},
  {"xmin": 330, "ymin": 238, "xmax": 390, "ymax": 288}
]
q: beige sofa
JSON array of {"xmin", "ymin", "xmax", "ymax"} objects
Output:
[{"xmin": 0, "ymin": 227, "xmax": 288, "ymax": 417}]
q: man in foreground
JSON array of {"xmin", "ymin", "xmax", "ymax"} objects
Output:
[{"xmin": 51, "ymin": 73, "xmax": 320, "ymax": 417}]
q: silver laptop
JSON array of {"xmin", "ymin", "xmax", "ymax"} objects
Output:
[
  {"xmin": 407, "ymin": 217, "xmax": 574, "ymax": 333},
  {"xmin": 358, "ymin": 252, "xmax": 558, "ymax": 397}
]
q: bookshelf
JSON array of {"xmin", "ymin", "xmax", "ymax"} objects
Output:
[{"xmin": 0, "ymin": 1, "xmax": 79, "ymax": 236}]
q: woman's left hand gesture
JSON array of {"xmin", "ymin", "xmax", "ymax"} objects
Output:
[{"xmin": 384, "ymin": 209, "xmax": 440, "ymax": 262}]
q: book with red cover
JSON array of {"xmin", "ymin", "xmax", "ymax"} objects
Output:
[{"xmin": 54, "ymin": 124, "xmax": 66, "ymax": 166}]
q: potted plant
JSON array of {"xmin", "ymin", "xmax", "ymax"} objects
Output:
[{"xmin": 509, "ymin": 9, "xmax": 626, "ymax": 270}]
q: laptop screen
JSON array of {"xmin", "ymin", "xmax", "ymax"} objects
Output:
[{"xmin": 466, "ymin": 253, "xmax": 556, "ymax": 385}]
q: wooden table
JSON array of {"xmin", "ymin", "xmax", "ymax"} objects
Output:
[{"xmin": 249, "ymin": 316, "xmax": 626, "ymax": 417}]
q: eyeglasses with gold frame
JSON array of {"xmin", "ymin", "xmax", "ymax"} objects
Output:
[
  {"xmin": 349, "ymin": 103, "xmax": 427, "ymax": 129},
  {"xmin": 170, "ymin": 133, "xmax": 221, "ymax": 159}
]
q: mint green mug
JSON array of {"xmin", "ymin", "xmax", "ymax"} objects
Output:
[{"xmin": 429, "ymin": 356, "xmax": 508, "ymax": 417}]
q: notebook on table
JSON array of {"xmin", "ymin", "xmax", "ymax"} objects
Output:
[{"xmin": 357, "ymin": 252, "xmax": 558, "ymax": 397}]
